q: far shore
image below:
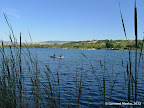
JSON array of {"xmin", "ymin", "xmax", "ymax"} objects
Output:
[
  {"xmin": 0, "ymin": 39, "xmax": 143, "ymax": 51},
  {"xmin": 0, "ymin": 44, "xmax": 142, "ymax": 51}
]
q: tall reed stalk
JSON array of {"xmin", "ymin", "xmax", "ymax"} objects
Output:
[
  {"xmin": 19, "ymin": 32, "xmax": 22, "ymax": 107},
  {"xmin": 134, "ymin": 0, "xmax": 138, "ymax": 102}
]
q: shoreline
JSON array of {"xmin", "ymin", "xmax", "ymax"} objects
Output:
[{"xmin": 1, "ymin": 45, "xmax": 142, "ymax": 51}]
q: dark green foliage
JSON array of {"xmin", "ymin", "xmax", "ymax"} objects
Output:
[{"xmin": 105, "ymin": 40, "xmax": 114, "ymax": 48}]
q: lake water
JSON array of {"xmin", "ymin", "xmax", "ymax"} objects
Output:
[
  {"xmin": 22, "ymin": 48, "xmax": 143, "ymax": 107},
  {"xmin": 2, "ymin": 48, "xmax": 144, "ymax": 107}
]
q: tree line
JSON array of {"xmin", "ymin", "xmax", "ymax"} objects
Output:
[{"xmin": 1, "ymin": 40, "xmax": 143, "ymax": 50}]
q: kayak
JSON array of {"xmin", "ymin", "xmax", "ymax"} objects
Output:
[
  {"xmin": 57, "ymin": 56, "xmax": 64, "ymax": 59},
  {"xmin": 50, "ymin": 55, "xmax": 64, "ymax": 59},
  {"xmin": 50, "ymin": 55, "xmax": 57, "ymax": 58}
]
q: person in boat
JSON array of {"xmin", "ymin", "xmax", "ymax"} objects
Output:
[
  {"xmin": 59, "ymin": 54, "xmax": 62, "ymax": 57},
  {"xmin": 53, "ymin": 53, "xmax": 56, "ymax": 57}
]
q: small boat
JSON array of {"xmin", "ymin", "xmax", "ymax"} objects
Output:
[
  {"xmin": 57, "ymin": 56, "xmax": 64, "ymax": 59},
  {"xmin": 50, "ymin": 55, "xmax": 64, "ymax": 59},
  {"xmin": 50, "ymin": 55, "xmax": 57, "ymax": 58}
]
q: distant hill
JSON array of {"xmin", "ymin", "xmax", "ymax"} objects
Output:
[
  {"xmin": 0, "ymin": 41, "xmax": 12, "ymax": 45},
  {"xmin": 0, "ymin": 41, "xmax": 75, "ymax": 45},
  {"xmin": 41, "ymin": 41, "xmax": 74, "ymax": 44}
]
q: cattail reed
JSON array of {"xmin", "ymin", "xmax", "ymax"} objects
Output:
[{"xmin": 134, "ymin": 0, "xmax": 138, "ymax": 102}]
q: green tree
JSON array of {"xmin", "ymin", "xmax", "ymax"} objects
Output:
[{"xmin": 105, "ymin": 40, "xmax": 114, "ymax": 48}]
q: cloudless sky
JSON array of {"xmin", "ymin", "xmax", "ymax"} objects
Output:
[{"xmin": 0, "ymin": 0, "xmax": 144, "ymax": 42}]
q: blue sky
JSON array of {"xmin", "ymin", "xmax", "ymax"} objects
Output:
[{"xmin": 0, "ymin": 0, "xmax": 144, "ymax": 42}]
